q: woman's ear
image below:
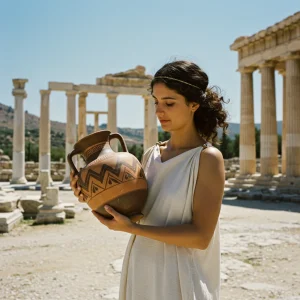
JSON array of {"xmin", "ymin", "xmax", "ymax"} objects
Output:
[{"xmin": 191, "ymin": 102, "xmax": 200, "ymax": 112}]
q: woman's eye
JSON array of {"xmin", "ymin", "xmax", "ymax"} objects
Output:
[
  {"xmin": 154, "ymin": 102, "xmax": 158, "ymax": 106},
  {"xmin": 166, "ymin": 103, "xmax": 174, "ymax": 107}
]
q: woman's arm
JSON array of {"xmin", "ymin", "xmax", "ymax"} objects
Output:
[{"xmin": 93, "ymin": 147, "xmax": 225, "ymax": 250}]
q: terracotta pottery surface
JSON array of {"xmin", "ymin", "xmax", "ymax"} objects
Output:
[{"xmin": 67, "ymin": 131, "xmax": 148, "ymax": 222}]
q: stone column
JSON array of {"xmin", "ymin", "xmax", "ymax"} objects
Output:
[
  {"xmin": 279, "ymin": 70, "xmax": 287, "ymax": 174},
  {"xmin": 78, "ymin": 92, "xmax": 88, "ymax": 140},
  {"xmin": 63, "ymin": 91, "xmax": 77, "ymax": 184},
  {"xmin": 107, "ymin": 93, "xmax": 118, "ymax": 152},
  {"xmin": 285, "ymin": 54, "xmax": 300, "ymax": 177},
  {"xmin": 38, "ymin": 90, "xmax": 52, "ymax": 183},
  {"xmin": 259, "ymin": 62, "xmax": 278, "ymax": 176},
  {"xmin": 94, "ymin": 113, "xmax": 99, "ymax": 132},
  {"xmin": 11, "ymin": 79, "xmax": 28, "ymax": 184},
  {"xmin": 239, "ymin": 67, "xmax": 256, "ymax": 175},
  {"xmin": 144, "ymin": 95, "xmax": 158, "ymax": 149},
  {"xmin": 143, "ymin": 96, "xmax": 149, "ymax": 151}
]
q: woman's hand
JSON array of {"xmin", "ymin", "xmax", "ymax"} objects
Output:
[
  {"xmin": 92, "ymin": 206, "xmax": 136, "ymax": 233},
  {"xmin": 70, "ymin": 171, "xmax": 85, "ymax": 202}
]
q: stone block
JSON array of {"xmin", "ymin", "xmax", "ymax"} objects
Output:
[
  {"xmin": 290, "ymin": 195, "xmax": 300, "ymax": 203},
  {"xmin": 0, "ymin": 169, "xmax": 12, "ymax": 175},
  {"xmin": 39, "ymin": 170, "xmax": 51, "ymax": 195},
  {"xmin": 237, "ymin": 192, "xmax": 262, "ymax": 200},
  {"xmin": 17, "ymin": 196, "xmax": 43, "ymax": 219},
  {"xmin": 0, "ymin": 209, "xmax": 23, "ymax": 233},
  {"xmin": 0, "ymin": 162, "xmax": 11, "ymax": 169},
  {"xmin": 44, "ymin": 187, "xmax": 59, "ymax": 206},
  {"xmin": 62, "ymin": 203, "xmax": 81, "ymax": 218},
  {"xmin": 34, "ymin": 205, "xmax": 66, "ymax": 224},
  {"xmin": 262, "ymin": 194, "xmax": 280, "ymax": 201},
  {"xmin": 0, "ymin": 155, "xmax": 10, "ymax": 161},
  {"xmin": 0, "ymin": 199, "xmax": 17, "ymax": 212},
  {"xmin": 0, "ymin": 174, "xmax": 10, "ymax": 181},
  {"xmin": 0, "ymin": 191, "xmax": 20, "ymax": 212}
]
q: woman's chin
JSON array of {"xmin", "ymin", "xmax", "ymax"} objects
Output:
[{"xmin": 160, "ymin": 121, "xmax": 171, "ymax": 128}]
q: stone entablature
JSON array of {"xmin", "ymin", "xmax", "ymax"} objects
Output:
[
  {"xmin": 230, "ymin": 12, "xmax": 300, "ymax": 68},
  {"xmin": 96, "ymin": 65, "xmax": 152, "ymax": 89}
]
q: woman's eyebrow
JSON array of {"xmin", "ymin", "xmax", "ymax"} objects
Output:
[{"xmin": 151, "ymin": 94, "xmax": 177, "ymax": 100}]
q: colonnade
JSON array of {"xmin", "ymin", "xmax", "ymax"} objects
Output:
[
  {"xmin": 238, "ymin": 56, "xmax": 300, "ymax": 178},
  {"xmin": 10, "ymin": 82, "xmax": 158, "ymax": 184}
]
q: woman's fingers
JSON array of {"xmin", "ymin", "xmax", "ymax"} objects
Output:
[{"xmin": 69, "ymin": 171, "xmax": 84, "ymax": 200}]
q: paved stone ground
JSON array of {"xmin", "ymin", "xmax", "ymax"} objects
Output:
[{"xmin": 0, "ymin": 191, "xmax": 300, "ymax": 300}]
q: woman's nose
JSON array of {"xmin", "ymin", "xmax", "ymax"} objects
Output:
[{"xmin": 155, "ymin": 103, "xmax": 164, "ymax": 115}]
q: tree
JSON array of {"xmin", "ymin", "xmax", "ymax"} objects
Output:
[
  {"xmin": 232, "ymin": 134, "xmax": 239, "ymax": 157},
  {"xmin": 219, "ymin": 132, "xmax": 233, "ymax": 159}
]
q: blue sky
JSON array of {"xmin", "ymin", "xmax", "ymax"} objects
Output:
[{"xmin": 0, "ymin": 1, "xmax": 299, "ymax": 128}]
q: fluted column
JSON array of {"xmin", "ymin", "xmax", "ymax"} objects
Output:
[
  {"xmin": 259, "ymin": 62, "xmax": 278, "ymax": 176},
  {"xmin": 63, "ymin": 91, "xmax": 77, "ymax": 184},
  {"xmin": 78, "ymin": 92, "xmax": 88, "ymax": 140},
  {"xmin": 11, "ymin": 79, "xmax": 28, "ymax": 184},
  {"xmin": 144, "ymin": 95, "xmax": 158, "ymax": 150},
  {"xmin": 285, "ymin": 54, "xmax": 300, "ymax": 177},
  {"xmin": 239, "ymin": 67, "xmax": 256, "ymax": 175},
  {"xmin": 107, "ymin": 92, "xmax": 118, "ymax": 152},
  {"xmin": 38, "ymin": 90, "xmax": 52, "ymax": 183},
  {"xmin": 279, "ymin": 70, "xmax": 287, "ymax": 174},
  {"xmin": 143, "ymin": 96, "xmax": 149, "ymax": 151},
  {"xmin": 94, "ymin": 113, "xmax": 99, "ymax": 132}
]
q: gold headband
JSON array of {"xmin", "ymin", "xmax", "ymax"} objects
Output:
[{"xmin": 154, "ymin": 76, "xmax": 201, "ymax": 90}]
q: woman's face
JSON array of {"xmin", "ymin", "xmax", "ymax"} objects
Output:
[{"xmin": 152, "ymin": 83, "xmax": 198, "ymax": 132}]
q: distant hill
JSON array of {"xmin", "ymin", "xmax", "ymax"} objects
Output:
[
  {"xmin": 0, "ymin": 102, "xmax": 283, "ymax": 143},
  {"xmin": 224, "ymin": 122, "xmax": 282, "ymax": 139}
]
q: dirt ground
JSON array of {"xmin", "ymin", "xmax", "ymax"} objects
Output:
[{"xmin": 1, "ymin": 190, "xmax": 300, "ymax": 300}]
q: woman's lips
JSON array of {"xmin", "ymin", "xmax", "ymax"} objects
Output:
[{"xmin": 159, "ymin": 120, "xmax": 170, "ymax": 124}]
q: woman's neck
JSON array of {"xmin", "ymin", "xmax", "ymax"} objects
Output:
[{"xmin": 166, "ymin": 125, "xmax": 205, "ymax": 151}]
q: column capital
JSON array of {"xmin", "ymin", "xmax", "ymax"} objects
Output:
[
  {"xmin": 40, "ymin": 89, "xmax": 51, "ymax": 96},
  {"xmin": 12, "ymin": 89, "xmax": 27, "ymax": 98},
  {"xmin": 12, "ymin": 78, "xmax": 28, "ymax": 90},
  {"xmin": 282, "ymin": 51, "xmax": 300, "ymax": 61},
  {"xmin": 107, "ymin": 92, "xmax": 118, "ymax": 100},
  {"xmin": 78, "ymin": 91, "xmax": 88, "ymax": 98},
  {"xmin": 258, "ymin": 60, "xmax": 277, "ymax": 69},
  {"xmin": 238, "ymin": 66, "xmax": 256, "ymax": 74},
  {"xmin": 66, "ymin": 90, "xmax": 77, "ymax": 97}
]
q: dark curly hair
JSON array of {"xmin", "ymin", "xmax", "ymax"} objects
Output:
[{"xmin": 150, "ymin": 60, "xmax": 229, "ymax": 143}]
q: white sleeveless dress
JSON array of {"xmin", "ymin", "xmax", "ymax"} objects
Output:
[{"xmin": 119, "ymin": 144, "xmax": 220, "ymax": 300}]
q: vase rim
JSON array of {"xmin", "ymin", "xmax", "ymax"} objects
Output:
[{"xmin": 74, "ymin": 130, "xmax": 111, "ymax": 152}]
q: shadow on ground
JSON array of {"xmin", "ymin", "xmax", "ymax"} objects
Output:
[{"xmin": 223, "ymin": 197, "xmax": 300, "ymax": 213}]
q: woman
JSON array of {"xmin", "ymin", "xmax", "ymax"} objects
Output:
[{"xmin": 70, "ymin": 60, "xmax": 228, "ymax": 300}]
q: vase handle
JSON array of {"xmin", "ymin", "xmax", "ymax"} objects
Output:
[
  {"xmin": 109, "ymin": 133, "xmax": 128, "ymax": 152},
  {"xmin": 67, "ymin": 149, "xmax": 81, "ymax": 175}
]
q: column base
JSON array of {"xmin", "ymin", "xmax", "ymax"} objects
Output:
[
  {"xmin": 36, "ymin": 171, "xmax": 53, "ymax": 185},
  {"xmin": 34, "ymin": 205, "xmax": 66, "ymax": 225},
  {"xmin": 225, "ymin": 173, "xmax": 260, "ymax": 189},
  {"xmin": 10, "ymin": 176, "xmax": 27, "ymax": 184},
  {"xmin": 224, "ymin": 173, "xmax": 300, "ymax": 202},
  {"xmin": 62, "ymin": 203, "xmax": 82, "ymax": 218},
  {"xmin": 0, "ymin": 209, "xmax": 23, "ymax": 233},
  {"xmin": 11, "ymin": 151, "xmax": 26, "ymax": 184}
]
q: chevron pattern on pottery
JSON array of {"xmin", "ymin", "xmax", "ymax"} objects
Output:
[{"xmin": 78, "ymin": 156, "xmax": 145, "ymax": 199}]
